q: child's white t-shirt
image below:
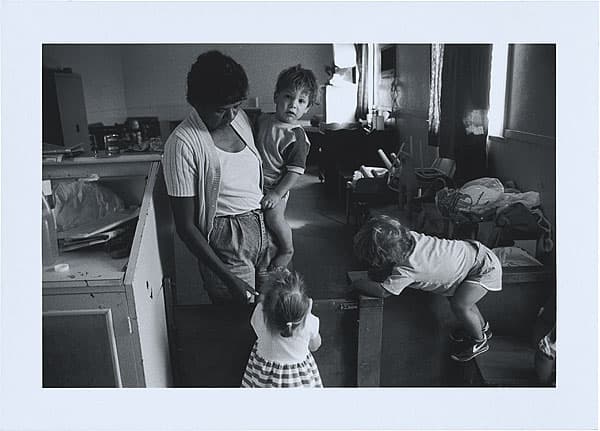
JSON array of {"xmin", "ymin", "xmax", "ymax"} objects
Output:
[
  {"xmin": 382, "ymin": 231, "xmax": 479, "ymax": 296},
  {"xmin": 251, "ymin": 302, "xmax": 320, "ymax": 364}
]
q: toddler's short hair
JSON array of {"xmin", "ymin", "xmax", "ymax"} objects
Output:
[
  {"xmin": 261, "ymin": 268, "xmax": 310, "ymax": 338},
  {"xmin": 353, "ymin": 215, "xmax": 416, "ymax": 269},
  {"xmin": 274, "ymin": 65, "xmax": 318, "ymax": 106}
]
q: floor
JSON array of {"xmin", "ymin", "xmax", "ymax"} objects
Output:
[
  {"xmin": 285, "ymin": 165, "xmax": 360, "ymax": 298},
  {"xmin": 168, "ymin": 166, "xmax": 547, "ymax": 387}
]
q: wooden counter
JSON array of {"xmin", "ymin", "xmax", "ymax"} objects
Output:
[{"xmin": 43, "ymin": 152, "xmax": 162, "ymax": 164}]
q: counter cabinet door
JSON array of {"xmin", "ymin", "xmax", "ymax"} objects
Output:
[{"xmin": 42, "ymin": 291, "xmax": 141, "ymax": 387}]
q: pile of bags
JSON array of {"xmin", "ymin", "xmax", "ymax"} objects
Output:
[
  {"xmin": 435, "ymin": 177, "xmax": 541, "ymax": 220},
  {"xmin": 435, "ymin": 177, "xmax": 553, "ymax": 253}
]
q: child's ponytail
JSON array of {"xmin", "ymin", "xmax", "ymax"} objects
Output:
[{"xmin": 281, "ymin": 321, "xmax": 294, "ymax": 338}]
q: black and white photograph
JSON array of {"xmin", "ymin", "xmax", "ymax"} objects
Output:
[{"xmin": 1, "ymin": 1, "xmax": 598, "ymax": 430}]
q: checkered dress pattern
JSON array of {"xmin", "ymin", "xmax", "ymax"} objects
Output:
[{"xmin": 241, "ymin": 341, "xmax": 323, "ymax": 388}]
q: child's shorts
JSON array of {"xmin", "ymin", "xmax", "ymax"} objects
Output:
[{"xmin": 463, "ymin": 240, "xmax": 503, "ymax": 292}]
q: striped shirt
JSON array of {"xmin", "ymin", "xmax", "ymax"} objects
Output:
[
  {"xmin": 162, "ymin": 109, "xmax": 262, "ymax": 240},
  {"xmin": 255, "ymin": 113, "xmax": 310, "ymax": 190}
]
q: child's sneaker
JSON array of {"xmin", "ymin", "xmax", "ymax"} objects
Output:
[
  {"xmin": 450, "ymin": 335, "xmax": 489, "ymax": 362},
  {"xmin": 449, "ymin": 321, "xmax": 492, "ymax": 342}
]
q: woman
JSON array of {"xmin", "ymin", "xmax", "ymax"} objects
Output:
[{"xmin": 163, "ymin": 50, "xmax": 272, "ymax": 304}]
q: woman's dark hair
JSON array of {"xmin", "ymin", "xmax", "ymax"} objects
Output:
[
  {"xmin": 261, "ymin": 269, "xmax": 310, "ymax": 338},
  {"xmin": 274, "ymin": 64, "xmax": 319, "ymax": 106},
  {"xmin": 186, "ymin": 50, "xmax": 248, "ymax": 108}
]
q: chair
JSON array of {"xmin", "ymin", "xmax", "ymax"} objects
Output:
[
  {"xmin": 404, "ymin": 156, "xmax": 456, "ymax": 232},
  {"xmin": 414, "ymin": 157, "xmax": 456, "ymax": 198},
  {"xmin": 398, "ymin": 156, "xmax": 455, "ymax": 213}
]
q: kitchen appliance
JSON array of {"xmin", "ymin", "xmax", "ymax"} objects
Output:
[{"xmin": 42, "ymin": 68, "xmax": 91, "ymax": 153}]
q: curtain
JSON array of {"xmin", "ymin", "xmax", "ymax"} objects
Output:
[
  {"xmin": 428, "ymin": 44, "xmax": 492, "ymax": 184},
  {"xmin": 428, "ymin": 44, "xmax": 444, "ymax": 135},
  {"xmin": 355, "ymin": 44, "xmax": 370, "ymax": 120}
]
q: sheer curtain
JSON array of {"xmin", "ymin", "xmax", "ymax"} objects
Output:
[{"xmin": 428, "ymin": 44, "xmax": 444, "ymax": 135}]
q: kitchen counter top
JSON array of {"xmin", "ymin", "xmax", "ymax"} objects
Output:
[{"xmin": 43, "ymin": 152, "xmax": 162, "ymax": 166}]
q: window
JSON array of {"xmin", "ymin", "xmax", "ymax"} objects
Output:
[
  {"xmin": 355, "ymin": 43, "xmax": 395, "ymax": 120},
  {"xmin": 488, "ymin": 44, "xmax": 509, "ymax": 137},
  {"xmin": 428, "ymin": 43, "xmax": 508, "ymax": 138}
]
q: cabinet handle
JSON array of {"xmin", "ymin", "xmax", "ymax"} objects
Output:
[{"xmin": 127, "ymin": 316, "xmax": 133, "ymax": 334}]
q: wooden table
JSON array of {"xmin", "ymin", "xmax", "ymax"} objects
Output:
[
  {"xmin": 347, "ymin": 265, "xmax": 555, "ymax": 387},
  {"xmin": 170, "ymin": 292, "xmax": 384, "ymax": 388}
]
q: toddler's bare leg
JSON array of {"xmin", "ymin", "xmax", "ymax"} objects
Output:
[
  {"xmin": 449, "ymin": 282, "xmax": 488, "ymax": 340},
  {"xmin": 264, "ymin": 200, "xmax": 293, "ymax": 269}
]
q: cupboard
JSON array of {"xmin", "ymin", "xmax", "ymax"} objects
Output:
[{"xmin": 42, "ymin": 155, "xmax": 174, "ymax": 387}]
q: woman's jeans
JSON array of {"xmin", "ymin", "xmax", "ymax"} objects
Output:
[{"xmin": 200, "ymin": 209, "xmax": 273, "ymax": 304}]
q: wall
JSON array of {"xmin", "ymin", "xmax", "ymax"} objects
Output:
[
  {"xmin": 506, "ymin": 45, "xmax": 556, "ymax": 137},
  {"xmin": 488, "ymin": 44, "xmax": 556, "ymax": 238},
  {"xmin": 120, "ymin": 44, "xmax": 332, "ymax": 121},
  {"xmin": 488, "ymin": 136, "xmax": 555, "ymax": 224},
  {"xmin": 42, "ymin": 44, "xmax": 128, "ymax": 126},
  {"xmin": 43, "ymin": 44, "xmax": 332, "ymax": 125}
]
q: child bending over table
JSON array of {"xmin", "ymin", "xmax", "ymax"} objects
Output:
[{"xmin": 351, "ymin": 215, "xmax": 502, "ymax": 362}]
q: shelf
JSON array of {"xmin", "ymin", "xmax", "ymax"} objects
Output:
[
  {"xmin": 43, "ymin": 247, "xmax": 128, "ymax": 285},
  {"xmin": 43, "ymin": 153, "xmax": 162, "ymax": 166}
]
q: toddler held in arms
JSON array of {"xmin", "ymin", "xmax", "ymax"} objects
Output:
[
  {"xmin": 254, "ymin": 65, "xmax": 318, "ymax": 270},
  {"xmin": 351, "ymin": 215, "xmax": 502, "ymax": 362}
]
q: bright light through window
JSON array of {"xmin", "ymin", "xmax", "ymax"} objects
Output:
[
  {"xmin": 368, "ymin": 43, "xmax": 377, "ymax": 109},
  {"xmin": 488, "ymin": 44, "xmax": 509, "ymax": 137}
]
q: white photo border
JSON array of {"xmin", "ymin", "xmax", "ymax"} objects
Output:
[{"xmin": 1, "ymin": 1, "xmax": 598, "ymax": 430}]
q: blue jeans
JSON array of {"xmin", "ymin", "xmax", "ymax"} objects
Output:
[{"xmin": 200, "ymin": 209, "xmax": 273, "ymax": 304}]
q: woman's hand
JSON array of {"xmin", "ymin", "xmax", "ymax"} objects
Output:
[
  {"xmin": 228, "ymin": 276, "xmax": 258, "ymax": 303},
  {"xmin": 261, "ymin": 191, "xmax": 282, "ymax": 210}
]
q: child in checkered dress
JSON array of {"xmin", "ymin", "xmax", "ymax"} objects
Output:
[{"xmin": 241, "ymin": 269, "xmax": 323, "ymax": 388}]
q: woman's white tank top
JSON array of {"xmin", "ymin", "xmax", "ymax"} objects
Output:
[{"xmin": 215, "ymin": 145, "xmax": 263, "ymax": 216}]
